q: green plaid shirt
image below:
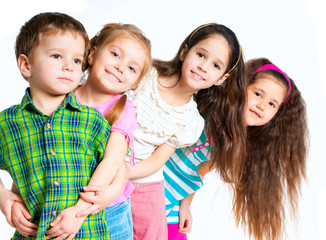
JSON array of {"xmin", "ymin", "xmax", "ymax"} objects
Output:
[{"xmin": 0, "ymin": 88, "xmax": 111, "ymax": 239}]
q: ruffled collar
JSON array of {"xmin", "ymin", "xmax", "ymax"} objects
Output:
[{"xmin": 135, "ymin": 67, "xmax": 197, "ymax": 114}]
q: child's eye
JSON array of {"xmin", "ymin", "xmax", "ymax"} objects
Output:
[
  {"xmin": 197, "ymin": 52, "xmax": 204, "ymax": 58},
  {"xmin": 255, "ymin": 92, "xmax": 261, "ymax": 98},
  {"xmin": 128, "ymin": 66, "xmax": 136, "ymax": 73},
  {"xmin": 111, "ymin": 51, "xmax": 119, "ymax": 57},
  {"xmin": 213, "ymin": 63, "xmax": 220, "ymax": 69},
  {"xmin": 269, "ymin": 102, "xmax": 275, "ymax": 108},
  {"xmin": 51, "ymin": 54, "xmax": 61, "ymax": 59},
  {"xmin": 73, "ymin": 58, "xmax": 82, "ymax": 64}
]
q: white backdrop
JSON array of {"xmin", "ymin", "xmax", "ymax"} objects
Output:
[{"xmin": 0, "ymin": 0, "xmax": 325, "ymax": 239}]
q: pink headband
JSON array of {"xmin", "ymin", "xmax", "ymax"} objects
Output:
[{"xmin": 255, "ymin": 64, "xmax": 292, "ymax": 102}]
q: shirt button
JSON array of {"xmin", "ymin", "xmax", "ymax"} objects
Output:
[
  {"xmin": 50, "ymin": 150, "xmax": 56, "ymax": 156},
  {"xmin": 54, "ymin": 181, "xmax": 60, "ymax": 186},
  {"xmin": 46, "ymin": 123, "xmax": 51, "ymax": 129},
  {"xmin": 52, "ymin": 211, "xmax": 57, "ymax": 216}
]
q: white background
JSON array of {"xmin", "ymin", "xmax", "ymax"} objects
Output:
[{"xmin": 0, "ymin": 0, "xmax": 325, "ymax": 239}]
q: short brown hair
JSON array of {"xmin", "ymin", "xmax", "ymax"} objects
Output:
[{"xmin": 15, "ymin": 12, "xmax": 89, "ymax": 63}]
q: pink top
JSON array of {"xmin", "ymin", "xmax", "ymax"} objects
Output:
[{"xmin": 75, "ymin": 91, "xmax": 136, "ymax": 206}]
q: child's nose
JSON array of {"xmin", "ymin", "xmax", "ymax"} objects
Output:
[
  {"xmin": 114, "ymin": 64, "xmax": 124, "ymax": 74},
  {"xmin": 198, "ymin": 61, "xmax": 208, "ymax": 72},
  {"xmin": 257, "ymin": 103, "xmax": 264, "ymax": 111},
  {"xmin": 63, "ymin": 62, "xmax": 73, "ymax": 72}
]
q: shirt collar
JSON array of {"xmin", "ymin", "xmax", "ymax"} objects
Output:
[
  {"xmin": 20, "ymin": 88, "xmax": 33, "ymax": 108},
  {"xmin": 63, "ymin": 91, "xmax": 82, "ymax": 112},
  {"xmin": 20, "ymin": 88, "xmax": 82, "ymax": 113}
]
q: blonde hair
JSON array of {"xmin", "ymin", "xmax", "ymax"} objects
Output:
[{"xmin": 85, "ymin": 23, "xmax": 151, "ymax": 126}]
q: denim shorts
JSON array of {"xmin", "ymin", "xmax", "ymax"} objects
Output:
[{"xmin": 105, "ymin": 197, "xmax": 133, "ymax": 240}]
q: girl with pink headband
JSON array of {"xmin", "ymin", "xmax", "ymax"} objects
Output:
[
  {"xmin": 164, "ymin": 57, "xmax": 308, "ymax": 240},
  {"xmin": 255, "ymin": 63, "xmax": 292, "ymax": 101}
]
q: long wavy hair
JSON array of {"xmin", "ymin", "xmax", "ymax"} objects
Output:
[
  {"xmin": 233, "ymin": 58, "xmax": 309, "ymax": 239},
  {"xmin": 153, "ymin": 23, "xmax": 247, "ymax": 184},
  {"xmin": 84, "ymin": 23, "xmax": 151, "ymax": 126}
]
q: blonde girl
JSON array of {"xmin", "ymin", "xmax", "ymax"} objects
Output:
[{"xmin": 74, "ymin": 23, "xmax": 151, "ymax": 240}]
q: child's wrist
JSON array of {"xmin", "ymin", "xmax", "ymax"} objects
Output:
[
  {"xmin": 75, "ymin": 198, "xmax": 92, "ymax": 210},
  {"xmin": 180, "ymin": 200, "xmax": 191, "ymax": 208},
  {"xmin": 0, "ymin": 190, "xmax": 5, "ymax": 200},
  {"xmin": 71, "ymin": 204, "xmax": 88, "ymax": 219},
  {"xmin": 0, "ymin": 185, "xmax": 7, "ymax": 194}
]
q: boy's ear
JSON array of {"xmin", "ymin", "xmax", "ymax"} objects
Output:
[
  {"xmin": 88, "ymin": 46, "xmax": 97, "ymax": 66},
  {"xmin": 179, "ymin": 44, "xmax": 188, "ymax": 62},
  {"xmin": 214, "ymin": 73, "xmax": 229, "ymax": 86},
  {"xmin": 17, "ymin": 54, "xmax": 32, "ymax": 79}
]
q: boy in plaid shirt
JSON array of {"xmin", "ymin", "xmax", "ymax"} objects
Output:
[{"xmin": 0, "ymin": 12, "xmax": 114, "ymax": 239}]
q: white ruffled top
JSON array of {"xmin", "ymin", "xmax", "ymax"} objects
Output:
[{"xmin": 126, "ymin": 67, "xmax": 204, "ymax": 182}]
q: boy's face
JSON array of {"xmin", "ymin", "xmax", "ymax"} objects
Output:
[{"xmin": 23, "ymin": 31, "xmax": 85, "ymax": 97}]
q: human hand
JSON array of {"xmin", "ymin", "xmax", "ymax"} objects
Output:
[
  {"xmin": 76, "ymin": 184, "xmax": 117, "ymax": 217},
  {"xmin": 0, "ymin": 188, "xmax": 24, "ymax": 227},
  {"xmin": 45, "ymin": 206, "xmax": 86, "ymax": 240},
  {"xmin": 11, "ymin": 201, "xmax": 38, "ymax": 237},
  {"xmin": 76, "ymin": 164, "xmax": 127, "ymax": 217},
  {"xmin": 178, "ymin": 201, "xmax": 193, "ymax": 234}
]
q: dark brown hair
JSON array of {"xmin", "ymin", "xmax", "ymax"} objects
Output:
[
  {"xmin": 233, "ymin": 58, "xmax": 309, "ymax": 239},
  {"xmin": 15, "ymin": 12, "xmax": 89, "ymax": 64},
  {"xmin": 84, "ymin": 23, "xmax": 151, "ymax": 126},
  {"xmin": 153, "ymin": 23, "xmax": 247, "ymax": 183}
]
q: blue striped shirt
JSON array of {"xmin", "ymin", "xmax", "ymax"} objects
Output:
[{"xmin": 163, "ymin": 131, "xmax": 210, "ymax": 224}]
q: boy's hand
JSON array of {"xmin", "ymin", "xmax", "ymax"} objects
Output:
[
  {"xmin": 178, "ymin": 201, "xmax": 193, "ymax": 234},
  {"xmin": 0, "ymin": 188, "xmax": 24, "ymax": 227},
  {"xmin": 76, "ymin": 164, "xmax": 127, "ymax": 217},
  {"xmin": 76, "ymin": 184, "xmax": 117, "ymax": 217},
  {"xmin": 46, "ymin": 206, "xmax": 86, "ymax": 240},
  {"xmin": 12, "ymin": 201, "xmax": 38, "ymax": 237}
]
